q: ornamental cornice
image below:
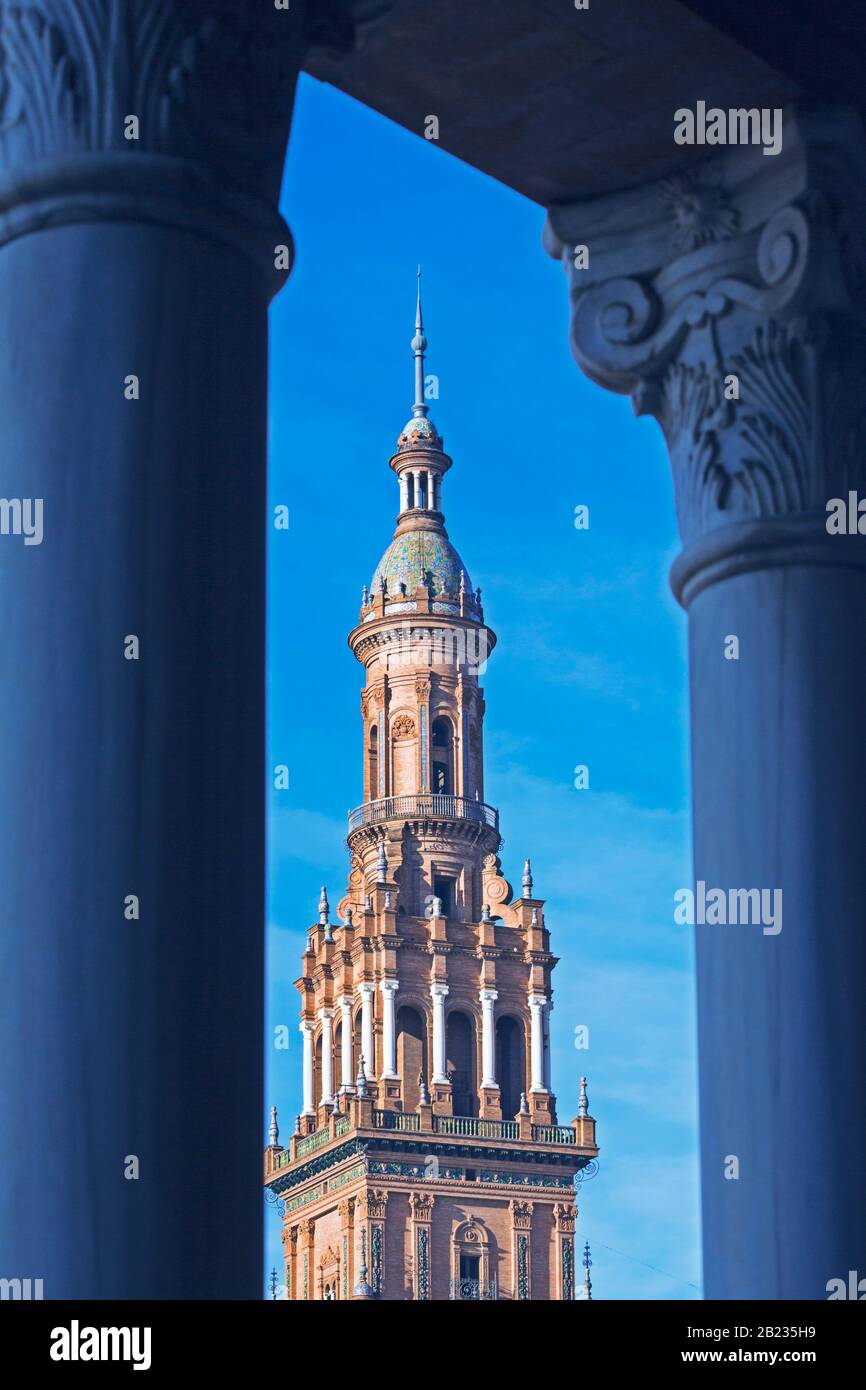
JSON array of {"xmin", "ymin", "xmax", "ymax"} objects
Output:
[{"xmin": 544, "ymin": 106, "xmax": 866, "ymax": 592}]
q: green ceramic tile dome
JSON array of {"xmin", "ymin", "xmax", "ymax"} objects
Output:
[{"xmin": 371, "ymin": 528, "xmax": 471, "ymax": 598}]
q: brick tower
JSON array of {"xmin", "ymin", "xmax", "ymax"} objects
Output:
[{"xmin": 264, "ymin": 276, "xmax": 599, "ymax": 1300}]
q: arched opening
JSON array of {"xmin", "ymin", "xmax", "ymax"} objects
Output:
[
  {"xmin": 368, "ymin": 723, "xmax": 378, "ymax": 800},
  {"xmin": 314, "ymin": 1031, "xmax": 323, "ymax": 1110},
  {"xmin": 496, "ymin": 1015, "xmax": 525, "ymax": 1120},
  {"xmin": 446, "ymin": 1009, "xmax": 477, "ymax": 1116},
  {"xmin": 431, "ymin": 716, "xmax": 453, "ymax": 794},
  {"xmin": 396, "ymin": 1005, "xmax": 427, "ymax": 1111}
]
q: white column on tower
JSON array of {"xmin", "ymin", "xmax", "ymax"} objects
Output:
[
  {"xmin": 380, "ymin": 979, "xmax": 400, "ymax": 1078},
  {"xmin": 399, "ymin": 471, "xmax": 409, "ymax": 513},
  {"xmin": 300, "ymin": 1020, "xmax": 315, "ymax": 1115},
  {"xmin": 479, "ymin": 988, "xmax": 498, "ymax": 1088},
  {"xmin": 358, "ymin": 983, "xmax": 376, "ymax": 1080},
  {"xmin": 338, "ymin": 995, "xmax": 354, "ymax": 1091},
  {"xmin": 430, "ymin": 984, "xmax": 449, "ymax": 1082},
  {"xmin": 529, "ymin": 995, "xmax": 547, "ymax": 1092},
  {"xmin": 318, "ymin": 1007, "xmax": 335, "ymax": 1105},
  {"xmin": 542, "ymin": 1000, "xmax": 552, "ymax": 1091}
]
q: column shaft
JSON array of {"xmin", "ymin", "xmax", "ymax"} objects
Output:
[
  {"xmin": 359, "ymin": 985, "xmax": 376, "ymax": 1079},
  {"xmin": 430, "ymin": 985, "xmax": 449, "ymax": 1082},
  {"xmin": 529, "ymin": 997, "xmax": 545, "ymax": 1092},
  {"xmin": 479, "ymin": 990, "xmax": 498, "ymax": 1088}
]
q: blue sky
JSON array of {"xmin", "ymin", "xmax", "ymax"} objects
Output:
[{"xmin": 265, "ymin": 74, "xmax": 700, "ymax": 1300}]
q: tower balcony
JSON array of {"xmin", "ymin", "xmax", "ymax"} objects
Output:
[{"xmin": 347, "ymin": 793, "xmax": 499, "ymax": 835}]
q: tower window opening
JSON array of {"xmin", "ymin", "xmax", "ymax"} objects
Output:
[
  {"xmin": 431, "ymin": 716, "xmax": 453, "ymax": 795},
  {"xmin": 433, "ymin": 876, "xmax": 453, "ymax": 917},
  {"xmin": 368, "ymin": 724, "xmax": 378, "ymax": 802}
]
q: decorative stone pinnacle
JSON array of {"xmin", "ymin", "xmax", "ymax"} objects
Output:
[
  {"xmin": 522, "ymin": 858, "xmax": 533, "ymax": 898},
  {"xmin": 268, "ymin": 1105, "xmax": 279, "ymax": 1146},
  {"xmin": 418, "ymin": 1070, "xmax": 430, "ymax": 1105},
  {"xmin": 531, "ymin": 907, "xmax": 539, "ymax": 925},
  {"xmin": 482, "ymin": 903, "xmax": 491, "ymax": 922},
  {"xmin": 318, "ymin": 886, "xmax": 329, "ymax": 925},
  {"xmin": 431, "ymin": 895, "xmax": 442, "ymax": 918},
  {"xmin": 375, "ymin": 842, "xmax": 388, "ymax": 883},
  {"xmin": 519, "ymin": 1091, "xmax": 528, "ymax": 1115},
  {"xmin": 345, "ymin": 907, "xmax": 353, "ymax": 927},
  {"xmin": 356, "ymin": 1057, "xmax": 368, "ymax": 1097},
  {"xmin": 365, "ymin": 894, "xmax": 373, "ymax": 912},
  {"xmin": 579, "ymin": 1076, "xmax": 589, "ymax": 1117}
]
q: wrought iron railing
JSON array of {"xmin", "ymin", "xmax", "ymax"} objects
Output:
[
  {"xmin": 531, "ymin": 1124, "xmax": 576, "ymax": 1145},
  {"xmin": 348, "ymin": 794, "xmax": 498, "ymax": 834},
  {"xmin": 450, "ymin": 1278, "xmax": 498, "ymax": 1301}
]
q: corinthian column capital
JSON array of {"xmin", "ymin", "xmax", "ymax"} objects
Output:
[
  {"xmin": 0, "ymin": 0, "xmax": 351, "ymax": 288},
  {"xmin": 544, "ymin": 106, "xmax": 866, "ymax": 604}
]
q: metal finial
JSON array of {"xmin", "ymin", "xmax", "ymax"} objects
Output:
[
  {"xmin": 411, "ymin": 266, "xmax": 428, "ymax": 419},
  {"xmin": 269, "ymin": 1267, "xmax": 280, "ymax": 1299},
  {"xmin": 582, "ymin": 1241, "xmax": 593, "ymax": 1300},
  {"xmin": 268, "ymin": 1104, "xmax": 279, "ymax": 1147},
  {"xmin": 579, "ymin": 1075, "xmax": 589, "ymax": 1117},
  {"xmin": 318, "ymin": 885, "xmax": 329, "ymax": 925},
  {"xmin": 522, "ymin": 858, "xmax": 533, "ymax": 898},
  {"xmin": 376, "ymin": 842, "xmax": 388, "ymax": 884}
]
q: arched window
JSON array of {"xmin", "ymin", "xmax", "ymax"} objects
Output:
[
  {"xmin": 396, "ymin": 1005, "xmax": 428, "ymax": 1110},
  {"xmin": 368, "ymin": 723, "xmax": 378, "ymax": 800},
  {"xmin": 431, "ymin": 716, "xmax": 453, "ymax": 795},
  {"xmin": 446, "ymin": 1009, "xmax": 477, "ymax": 1117},
  {"xmin": 496, "ymin": 1015, "xmax": 525, "ymax": 1121}
]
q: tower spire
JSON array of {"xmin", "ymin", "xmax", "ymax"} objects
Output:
[{"xmin": 411, "ymin": 265, "xmax": 428, "ymax": 419}]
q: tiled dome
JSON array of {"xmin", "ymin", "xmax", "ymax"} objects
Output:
[
  {"xmin": 397, "ymin": 414, "xmax": 443, "ymax": 451},
  {"xmin": 372, "ymin": 528, "xmax": 471, "ymax": 599}
]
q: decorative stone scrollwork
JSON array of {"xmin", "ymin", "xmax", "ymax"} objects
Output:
[
  {"xmin": 509, "ymin": 1198, "xmax": 533, "ymax": 1231},
  {"xmin": 544, "ymin": 107, "xmax": 866, "ymax": 603},
  {"xmin": 391, "ymin": 713, "xmax": 416, "ymax": 740}
]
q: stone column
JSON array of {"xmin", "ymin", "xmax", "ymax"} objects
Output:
[
  {"xmin": 338, "ymin": 995, "xmax": 354, "ymax": 1091},
  {"xmin": 479, "ymin": 988, "xmax": 498, "ymax": 1088},
  {"xmin": 430, "ymin": 983, "xmax": 449, "ymax": 1082},
  {"xmin": 0, "ymin": 0, "xmax": 343, "ymax": 1299},
  {"xmin": 380, "ymin": 978, "xmax": 399, "ymax": 1078},
  {"xmin": 318, "ymin": 1007, "xmax": 335, "ymax": 1106},
  {"xmin": 359, "ymin": 983, "xmax": 376, "ymax": 1079},
  {"xmin": 301, "ymin": 1021, "xmax": 316, "ymax": 1116},
  {"xmin": 528, "ymin": 995, "xmax": 546, "ymax": 1093},
  {"xmin": 545, "ymin": 107, "xmax": 866, "ymax": 1299}
]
